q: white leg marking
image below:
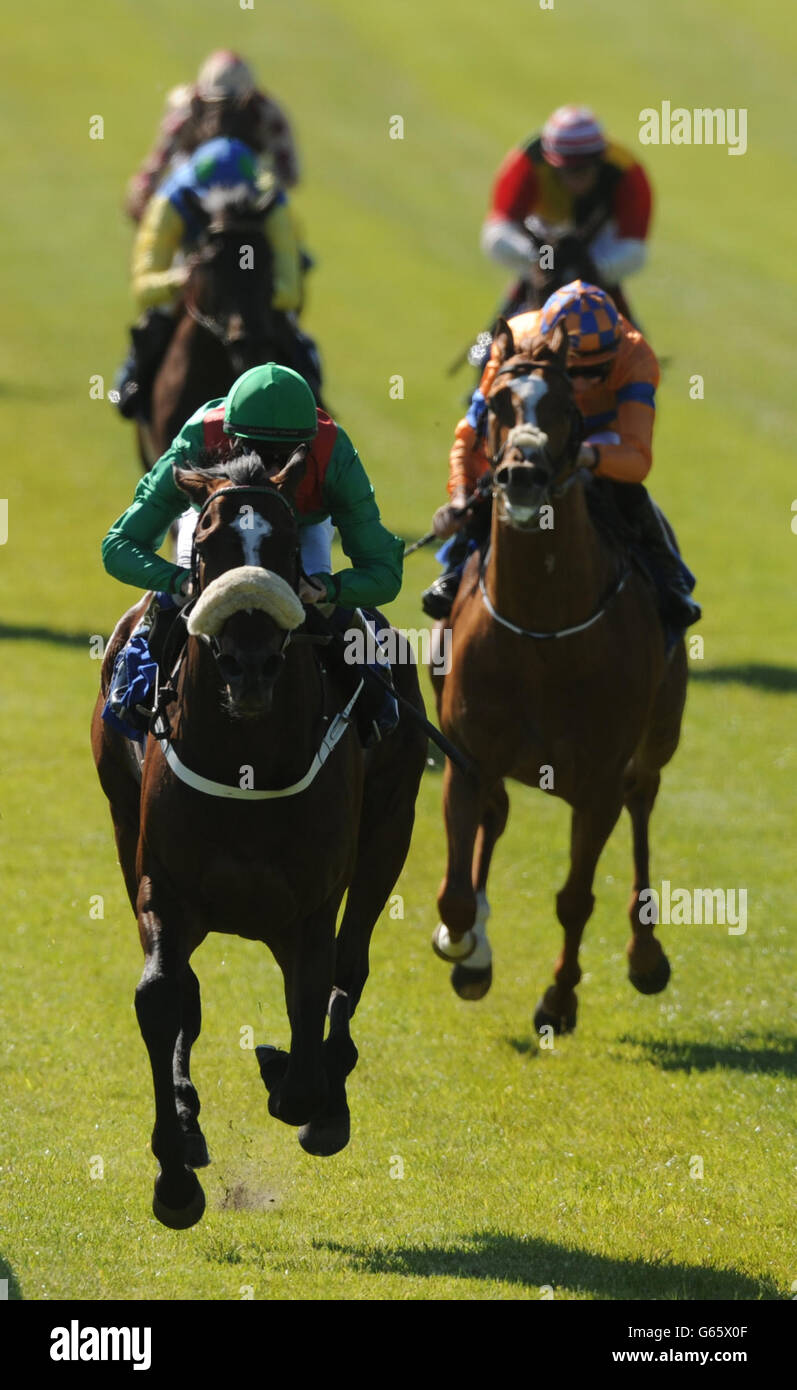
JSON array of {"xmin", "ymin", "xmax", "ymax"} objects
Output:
[
  {"xmin": 462, "ymin": 891, "xmax": 493, "ymax": 971},
  {"xmin": 433, "ymin": 922, "xmax": 476, "ymax": 961}
]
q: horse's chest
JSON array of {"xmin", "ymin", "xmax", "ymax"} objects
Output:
[{"xmin": 195, "ymin": 856, "xmax": 300, "ymax": 931}]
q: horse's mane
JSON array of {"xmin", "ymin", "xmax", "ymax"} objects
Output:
[{"xmin": 189, "ymin": 448, "xmax": 274, "ymax": 488}]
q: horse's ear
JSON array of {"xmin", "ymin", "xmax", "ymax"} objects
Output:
[
  {"xmin": 173, "ymin": 466, "xmax": 219, "ymax": 507},
  {"xmin": 550, "ymin": 321, "xmax": 570, "ymax": 365},
  {"xmin": 270, "ymin": 443, "xmax": 309, "ymax": 501},
  {"xmin": 493, "ymin": 316, "xmax": 515, "ymax": 362},
  {"xmin": 528, "ymin": 325, "xmax": 569, "ymax": 365}
]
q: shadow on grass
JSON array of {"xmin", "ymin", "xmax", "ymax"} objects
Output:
[
  {"xmin": 316, "ymin": 1232, "xmax": 781, "ymax": 1300},
  {"xmin": 690, "ymin": 664, "xmax": 797, "ymax": 693},
  {"xmin": 0, "ymin": 623, "xmax": 96, "ymax": 649},
  {"xmin": 0, "ymin": 1254, "xmax": 23, "ymax": 1300},
  {"xmin": 617, "ymin": 1033, "xmax": 797, "ymax": 1078},
  {"xmin": 506, "ymin": 1037, "xmax": 542, "ymax": 1057}
]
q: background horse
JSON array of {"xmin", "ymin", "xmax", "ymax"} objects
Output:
[
  {"xmin": 91, "ymin": 454, "xmax": 426, "ymax": 1228},
  {"xmin": 431, "ymin": 320, "xmax": 687, "ymax": 1031},
  {"xmin": 138, "ymin": 185, "xmax": 321, "ymax": 468}
]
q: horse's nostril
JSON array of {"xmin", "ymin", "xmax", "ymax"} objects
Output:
[
  {"xmin": 261, "ymin": 654, "xmax": 284, "ymax": 681},
  {"xmin": 217, "ymin": 654, "xmax": 243, "ymax": 683}
]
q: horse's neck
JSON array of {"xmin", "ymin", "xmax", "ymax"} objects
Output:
[
  {"xmin": 486, "ymin": 481, "xmax": 614, "ymax": 634},
  {"xmin": 172, "ymin": 639, "xmax": 322, "ymax": 783}
]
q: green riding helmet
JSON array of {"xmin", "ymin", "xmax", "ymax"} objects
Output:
[{"xmin": 223, "ymin": 364, "xmax": 318, "ymax": 444}]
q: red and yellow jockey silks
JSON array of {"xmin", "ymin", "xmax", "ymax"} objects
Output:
[
  {"xmin": 131, "ymin": 136, "xmax": 302, "ymax": 314},
  {"xmin": 448, "ymin": 307, "xmax": 659, "ymax": 495},
  {"xmin": 489, "ymin": 135, "xmax": 651, "ymax": 243}
]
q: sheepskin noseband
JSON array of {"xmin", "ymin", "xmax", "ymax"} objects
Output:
[
  {"xmin": 187, "ymin": 566, "xmax": 305, "ymax": 638},
  {"xmin": 506, "ymin": 424, "xmax": 549, "ymax": 454}
]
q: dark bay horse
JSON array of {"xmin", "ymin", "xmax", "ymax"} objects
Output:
[
  {"xmin": 92, "ymin": 454, "xmax": 426, "ymax": 1228},
  {"xmin": 138, "ymin": 186, "xmax": 318, "ymax": 467},
  {"xmin": 431, "ymin": 320, "xmax": 687, "ymax": 1030}
]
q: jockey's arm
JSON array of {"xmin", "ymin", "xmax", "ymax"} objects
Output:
[
  {"xmin": 131, "ymin": 195, "xmax": 189, "ymax": 313},
  {"xmin": 446, "ymin": 332, "xmax": 511, "ymax": 498},
  {"xmin": 264, "ymin": 194, "xmax": 302, "ymax": 312},
  {"xmin": 591, "ymin": 392, "xmax": 656, "ymax": 483},
  {"xmin": 102, "ymin": 404, "xmax": 213, "ymax": 593},
  {"xmin": 256, "ymin": 93, "xmax": 300, "ymax": 188},
  {"xmin": 481, "ymin": 147, "xmax": 541, "ymax": 275},
  {"xmin": 318, "ymin": 429, "xmax": 404, "ymax": 610},
  {"xmin": 589, "ymin": 161, "xmax": 652, "ymax": 283},
  {"xmin": 591, "ymin": 337, "xmax": 659, "ymax": 483}
]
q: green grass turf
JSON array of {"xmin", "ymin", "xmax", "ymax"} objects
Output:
[{"xmin": 1, "ymin": 0, "xmax": 795, "ymax": 1300}]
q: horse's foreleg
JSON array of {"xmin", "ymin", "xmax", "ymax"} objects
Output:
[
  {"xmin": 433, "ymin": 761, "xmax": 486, "ymax": 963},
  {"xmin": 173, "ymin": 961, "xmax": 211, "ymax": 1169},
  {"xmin": 536, "ymin": 795, "xmax": 623, "ymax": 1035},
  {"xmin": 297, "ymin": 987, "xmax": 357, "ymax": 1158},
  {"xmin": 260, "ymin": 909, "xmax": 336, "ymax": 1130},
  {"xmin": 135, "ymin": 875, "xmax": 205, "ymax": 1229},
  {"xmin": 625, "ymin": 769, "xmax": 671, "ymax": 994},
  {"xmin": 447, "ymin": 779, "xmax": 510, "ymax": 1001}
]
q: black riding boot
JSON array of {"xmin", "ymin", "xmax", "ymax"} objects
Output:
[
  {"xmin": 612, "ymin": 483, "xmax": 701, "ymax": 629},
  {"xmin": 115, "ymin": 309, "xmax": 177, "ymax": 420},
  {"xmin": 421, "ymin": 495, "xmax": 492, "ymax": 620},
  {"xmin": 421, "ymin": 532, "xmax": 472, "ymax": 619}
]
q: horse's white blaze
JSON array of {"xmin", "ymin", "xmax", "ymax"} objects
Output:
[{"xmin": 231, "ymin": 511, "xmax": 273, "ymax": 567}]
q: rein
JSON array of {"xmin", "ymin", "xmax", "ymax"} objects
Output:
[
  {"xmin": 478, "ymin": 552, "xmax": 630, "ymax": 640},
  {"xmin": 190, "ymin": 484, "xmax": 297, "ymax": 595},
  {"xmin": 184, "ymin": 298, "xmax": 272, "ymax": 354}
]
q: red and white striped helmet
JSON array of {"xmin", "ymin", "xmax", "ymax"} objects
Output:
[
  {"xmin": 196, "ymin": 51, "xmax": 257, "ymax": 104},
  {"xmin": 541, "ymin": 106, "xmax": 606, "ymax": 167}
]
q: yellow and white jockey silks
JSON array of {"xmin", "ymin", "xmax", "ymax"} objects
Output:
[{"xmin": 130, "ymin": 136, "xmax": 302, "ymax": 315}]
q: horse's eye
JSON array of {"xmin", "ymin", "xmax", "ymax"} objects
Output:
[
  {"xmin": 489, "ymin": 388, "xmax": 516, "ymax": 426},
  {"xmin": 200, "ymin": 514, "xmax": 213, "ymax": 529}
]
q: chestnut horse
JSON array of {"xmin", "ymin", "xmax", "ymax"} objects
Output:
[
  {"xmin": 138, "ymin": 186, "xmax": 319, "ymax": 468},
  {"xmin": 431, "ymin": 319, "xmax": 687, "ymax": 1031},
  {"xmin": 92, "ymin": 454, "xmax": 426, "ymax": 1228}
]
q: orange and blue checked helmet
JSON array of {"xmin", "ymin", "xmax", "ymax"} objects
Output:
[{"xmin": 540, "ymin": 281, "xmax": 622, "ymax": 365}]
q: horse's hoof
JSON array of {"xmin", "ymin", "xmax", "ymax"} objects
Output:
[
  {"xmin": 451, "ymin": 962, "xmax": 492, "ymax": 1001},
  {"xmin": 256, "ymin": 1045, "xmax": 290, "ymax": 1093},
  {"xmin": 432, "ymin": 922, "xmax": 476, "ymax": 963},
  {"xmin": 152, "ymin": 1171, "xmax": 206, "ymax": 1230},
  {"xmin": 533, "ymin": 998, "xmax": 577, "ymax": 1036},
  {"xmin": 183, "ymin": 1131, "xmax": 211, "ymax": 1169},
  {"xmin": 629, "ymin": 954, "xmax": 671, "ymax": 995},
  {"xmin": 298, "ymin": 1108, "xmax": 351, "ymax": 1158}
]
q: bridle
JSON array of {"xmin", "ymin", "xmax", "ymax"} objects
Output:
[
  {"xmin": 489, "ymin": 358, "xmax": 583, "ymax": 485},
  {"xmin": 184, "ymin": 216, "xmax": 274, "ymax": 353},
  {"xmin": 151, "ymin": 482, "xmax": 363, "ymax": 800},
  {"xmin": 189, "ymin": 483, "xmax": 299, "ymax": 664},
  {"xmin": 480, "ymin": 357, "xmax": 630, "ymax": 639}
]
